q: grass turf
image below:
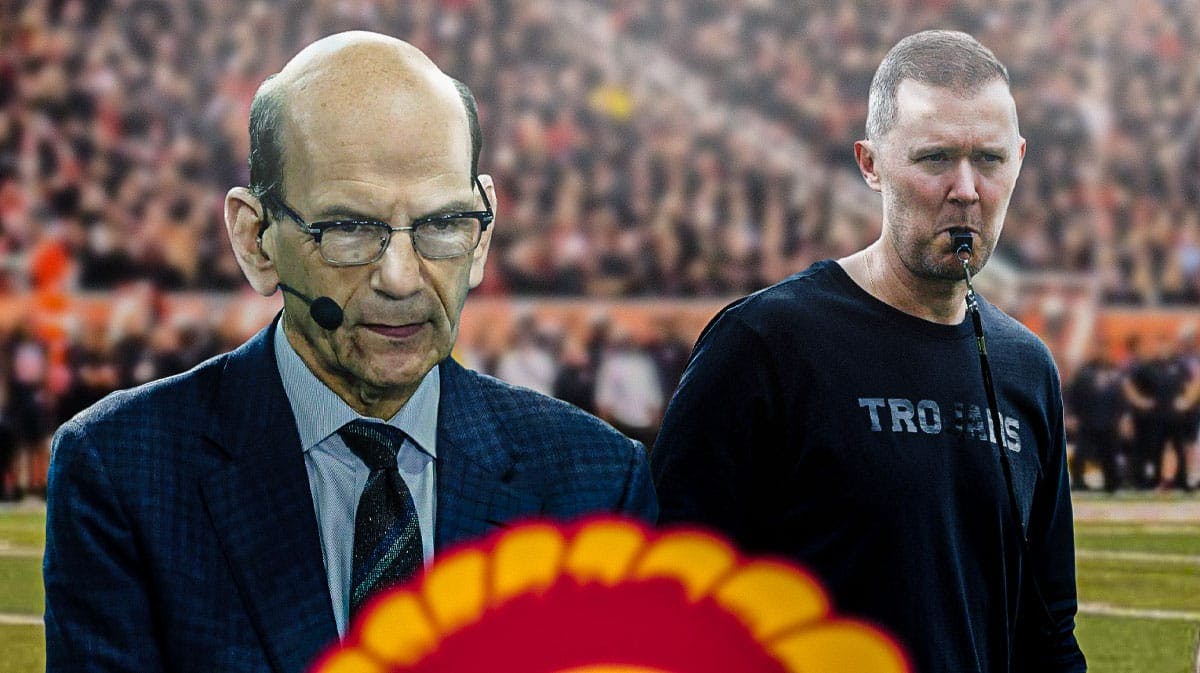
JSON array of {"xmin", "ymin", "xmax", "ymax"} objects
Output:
[
  {"xmin": 0, "ymin": 510, "xmax": 46, "ymax": 548},
  {"xmin": 0, "ymin": 555, "xmax": 43, "ymax": 615},
  {"xmin": 0, "ymin": 625, "xmax": 45, "ymax": 673},
  {"xmin": 2, "ymin": 507, "xmax": 1198, "ymax": 672},
  {"xmin": 1076, "ymin": 523, "xmax": 1200, "ymax": 556},
  {"xmin": 1075, "ymin": 614, "xmax": 1198, "ymax": 673},
  {"xmin": 1076, "ymin": 556, "xmax": 1200, "ymax": 613}
]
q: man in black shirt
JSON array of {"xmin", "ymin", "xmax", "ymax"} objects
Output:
[
  {"xmin": 1126, "ymin": 334, "xmax": 1200, "ymax": 491},
  {"xmin": 1122, "ymin": 335, "xmax": 1162, "ymax": 488},
  {"xmin": 1067, "ymin": 345, "xmax": 1126, "ymax": 492},
  {"xmin": 654, "ymin": 31, "xmax": 1086, "ymax": 673},
  {"xmin": 1171, "ymin": 333, "xmax": 1200, "ymax": 490}
]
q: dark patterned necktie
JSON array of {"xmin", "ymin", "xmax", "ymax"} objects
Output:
[{"xmin": 337, "ymin": 420, "xmax": 424, "ymax": 618}]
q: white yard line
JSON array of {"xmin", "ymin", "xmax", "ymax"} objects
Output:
[
  {"xmin": 1072, "ymin": 499, "xmax": 1200, "ymax": 523},
  {"xmin": 1079, "ymin": 602, "xmax": 1200, "ymax": 623},
  {"xmin": 0, "ymin": 614, "xmax": 42, "ymax": 626},
  {"xmin": 1078, "ymin": 524, "xmax": 1200, "ymax": 536},
  {"xmin": 1076, "ymin": 548, "xmax": 1200, "ymax": 566},
  {"xmin": 0, "ymin": 542, "xmax": 42, "ymax": 558}
]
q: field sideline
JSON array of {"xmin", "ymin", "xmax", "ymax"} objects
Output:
[{"xmin": 2, "ymin": 495, "xmax": 1198, "ymax": 672}]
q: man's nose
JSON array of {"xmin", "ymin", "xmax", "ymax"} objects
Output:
[
  {"xmin": 947, "ymin": 159, "xmax": 980, "ymax": 205},
  {"xmin": 371, "ymin": 231, "xmax": 424, "ymax": 298}
]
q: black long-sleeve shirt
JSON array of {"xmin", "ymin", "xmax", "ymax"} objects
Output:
[{"xmin": 654, "ymin": 260, "xmax": 1086, "ymax": 673}]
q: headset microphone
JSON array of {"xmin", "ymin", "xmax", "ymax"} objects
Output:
[{"xmin": 277, "ymin": 283, "xmax": 345, "ymax": 330}]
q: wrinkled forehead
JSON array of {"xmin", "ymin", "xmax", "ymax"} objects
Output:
[
  {"xmin": 897, "ymin": 77, "xmax": 1017, "ymax": 126},
  {"xmin": 285, "ymin": 69, "xmax": 467, "ymax": 151},
  {"xmin": 891, "ymin": 78, "xmax": 1020, "ymax": 142},
  {"xmin": 276, "ymin": 36, "xmax": 470, "ymax": 180},
  {"xmin": 285, "ymin": 39, "xmax": 463, "ymax": 135}
]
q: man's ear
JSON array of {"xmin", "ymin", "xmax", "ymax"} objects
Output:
[
  {"xmin": 468, "ymin": 174, "xmax": 495, "ymax": 289},
  {"xmin": 854, "ymin": 140, "xmax": 883, "ymax": 193},
  {"xmin": 225, "ymin": 187, "xmax": 280, "ymax": 296}
]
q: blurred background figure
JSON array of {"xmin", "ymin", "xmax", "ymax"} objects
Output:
[
  {"xmin": 4, "ymin": 329, "xmax": 53, "ymax": 499},
  {"xmin": 1123, "ymin": 334, "xmax": 1169, "ymax": 489},
  {"xmin": 595, "ymin": 324, "xmax": 663, "ymax": 450},
  {"xmin": 1123, "ymin": 332, "xmax": 1197, "ymax": 491},
  {"xmin": 0, "ymin": 356, "xmax": 15, "ymax": 501},
  {"xmin": 648, "ymin": 317, "xmax": 692, "ymax": 403},
  {"xmin": 54, "ymin": 335, "xmax": 118, "ymax": 426},
  {"xmin": 495, "ymin": 313, "xmax": 560, "ymax": 396},
  {"xmin": 1066, "ymin": 341, "xmax": 1127, "ymax": 492},
  {"xmin": 1163, "ymin": 327, "xmax": 1200, "ymax": 491},
  {"xmin": 553, "ymin": 333, "xmax": 597, "ymax": 415}
]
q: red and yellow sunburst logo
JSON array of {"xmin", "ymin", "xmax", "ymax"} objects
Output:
[{"xmin": 313, "ymin": 518, "xmax": 911, "ymax": 673}]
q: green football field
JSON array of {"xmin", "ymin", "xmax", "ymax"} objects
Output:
[{"xmin": 2, "ymin": 497, "xmax": 1197, "ymax": 672}]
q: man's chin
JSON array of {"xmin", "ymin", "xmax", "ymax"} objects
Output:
[
  {"xmin": 921, "ymin": 249, "xmax": 990, "ymax": 280},
  {"xmin": 363, "ymin": 359, "xmax": 437, "ymax": 389},
  {"xmin": 331, "ymin": 331, "xmax": 451, "ymax": 402},
  {"xmin": 913, "ymin": 261, "xmax": 972, "ymax": 283},
  {"xmin": 363, "ymin": 346, "xmax": 446, "ymax": 382}
]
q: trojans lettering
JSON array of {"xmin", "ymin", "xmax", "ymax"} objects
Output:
[{"xmin": 856, "ymin": 397, "xmax": 1021, "ymax": 452}]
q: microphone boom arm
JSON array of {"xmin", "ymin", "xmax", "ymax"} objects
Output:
[{"xmin": 278, "ymin": 283, "xmax": 345, "ymax": 330}]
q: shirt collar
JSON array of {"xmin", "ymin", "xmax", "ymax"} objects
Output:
[{"xmin": 273, "ymin": 315, "xmax": 439, "ymax": 458}]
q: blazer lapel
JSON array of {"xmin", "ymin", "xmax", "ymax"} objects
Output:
[
  {"xmin": 200, "ymin": 321, "xmax": 338, "ymax": 673},
  {"xmin": 434, "ymin": 358, "xmax": 543, "ymax": 551}
]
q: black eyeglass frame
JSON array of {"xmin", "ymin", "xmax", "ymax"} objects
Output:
[{"xmin": 260, "ymin": 176, "xmax": 494, "ymax": 265}]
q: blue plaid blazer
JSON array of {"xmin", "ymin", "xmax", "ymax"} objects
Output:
[{"xmin": 44, "ymin": 320, "xmax": 657, "ymax": 672}]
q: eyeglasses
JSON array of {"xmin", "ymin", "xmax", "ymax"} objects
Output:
[{"xmin": 265, "ymin": 176, "xmax": 494, "ymax": 265}]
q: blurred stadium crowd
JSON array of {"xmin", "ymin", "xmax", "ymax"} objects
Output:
[{"xmin": 1, "ymin": 0, "xmax": 1199, "ymax": 497}]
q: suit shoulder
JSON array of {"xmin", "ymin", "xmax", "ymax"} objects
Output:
[{"xmin": 57, "ymin": 352, "xmax": 229, "ymax": 449}]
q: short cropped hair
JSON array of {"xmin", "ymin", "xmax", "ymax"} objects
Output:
[
  {"xmin": 865, "ymin": 30, "xmax": 1010, "ymax": 143},
  {"xmin": 247, "ymin": 76, "xmax": 483, "ymax": 209},
  {"xmin": 247, "ymin": 75, "xmax": 286, "ymax": 203}
]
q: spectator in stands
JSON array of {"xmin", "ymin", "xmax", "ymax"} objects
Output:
[
  {"xmin": 3, "ymin": 0, "xmax": 1200, "ymax": 496},
  {"xmin": 648, "ymin": 317, "xmax": 692, "ymax": 401},
  {"xmin": 55, "ymin": 340, "xmax": 119, "ymax": 428},
  {"xmin": 553, "ymin": 332, "xmax": 598, "ymax": 416},
  {"xmin": 4, "ymin": 0, "xmax": 1200, "ymax": 304},
  {"xmin": 595, "ymin": 325, "xmax": 664, "ymax": 450},
  {"xmin": 494, "ymin": 312, "xmax": 559, "ymax": 396}
]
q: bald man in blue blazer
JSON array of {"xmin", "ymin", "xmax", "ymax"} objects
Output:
[{"xmin": 44, "ymin": 32, "xmax": 655, "ymax": 673}]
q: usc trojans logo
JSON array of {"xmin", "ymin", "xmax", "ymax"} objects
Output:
[{"xmin": 313, "ymin": 518, "xmax": 911, "ymax": 673}]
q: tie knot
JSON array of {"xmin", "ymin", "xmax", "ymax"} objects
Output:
[{"xmin": 338, "ymin": 420, "xmax": 407, "ymax": 471}]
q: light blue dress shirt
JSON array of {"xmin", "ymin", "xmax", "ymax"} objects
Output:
[{"xmin": 272, "ymin": 321, "xmax": 438, "ymax": 637}]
